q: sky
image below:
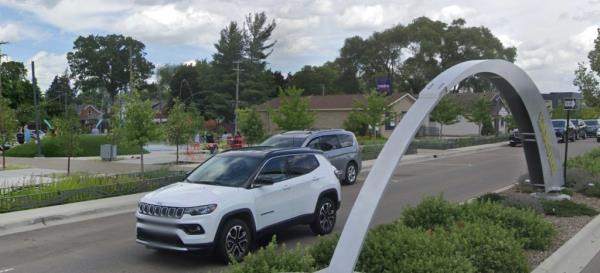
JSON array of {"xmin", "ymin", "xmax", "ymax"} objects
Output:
[{"xmin": 0, "ymin": 0, "xmax": 598, "ymax": 93}]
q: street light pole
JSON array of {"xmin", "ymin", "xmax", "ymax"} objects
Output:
[
  {"xmin": 31, "ymin": 61, "xmax": 43, "ymax": 157},
  {"xmin": 233, "ymin": 60, "xmax": 243, "ymax": 134}
]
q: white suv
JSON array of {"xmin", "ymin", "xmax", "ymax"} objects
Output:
[{"xmin": 136, "ymin": 147, "xmax": 341, "ymax": 262}]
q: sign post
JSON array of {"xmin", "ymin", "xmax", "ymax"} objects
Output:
[{"xmin": 563, "ymin": 98, "xmax": 576, "ymax": 185}]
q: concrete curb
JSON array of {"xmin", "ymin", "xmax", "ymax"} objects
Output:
[
  {"xmin": 361, "ymin": 141, "xmax": 507, "ymax": 170},
  {"xmin": 532, "ymin": 214, "xmax": 600, "ymax": 273}
]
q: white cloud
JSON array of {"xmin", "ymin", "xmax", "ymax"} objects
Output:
[
  {"xmin": 497, "ymin": 34, "xmax": 522, "ymax": 48},
  {"xmin": 516, "ymin": 48, "xmax": 555, "ymax": 70},
  {"xmin": 431, "ymin": 5, "xmax": 477, "ymax": 22},
  {"xmin": 0, "ymin": 23, "xmax": 47, "ymax": 42},
  {"xmin": 281, "ymin": 35, "xmax": 317, "ymax": 54},
  {"xmin": 571, "ymin": 25, "xmax": 599, "ymax": 51},
  {"xmin": 337, "ymin": 5, "xmax": 384, "ymax": 29},
  {"xmin": 27, "ymin": 51, "xmax": 68, "ymax": 91},
  {"xmin": 116, "ymin": 4, "xmax": 226, "ymax": 46}
]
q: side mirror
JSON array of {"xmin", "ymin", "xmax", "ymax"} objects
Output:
[{"xmin": 254, "ymin": 176, "xmax": 275, "ymax": 187}]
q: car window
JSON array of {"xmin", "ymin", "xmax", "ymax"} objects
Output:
[
  {"xmin": 307, "ymin": 138, "xmax": 320, "ymax": 149},
  {"xmin": 552, "ymin": 120, "xmax": 565, "ymax": 128},
  {"xmin": 318, "ymin": 135, "xmax": 341, "ymax": 151},
  {"xmin": 338, "ymin": 134, "xmax": 354, "ymax": 148},
  {"xmin": 257, "ymin": 156, "xmax": 288, "ymax": 183},
  {"xmin": 261, "ymin": 135, "xmax": 306, "ymax": 148},
  {"xmin": 186, "ymin": 155, "xmax": 262, "ymax": 187},
  {"xmin": 287, "ymin": 154, "xmax": 320, "ymax": 177}
]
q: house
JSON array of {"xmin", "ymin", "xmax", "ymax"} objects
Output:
[
  {"xmin": 541, "ymin": 92, "xmax": 583, "ymax": 111},
  {"xmin": 152, "ymin": 100, "xmax": 168, "ymax": 123},
  {"xmin": 258, "ymin": 92, "xmax": 417, "ymax": 137},
  {"xmin": 77, "ymin": 104, "xmax": 104, "ymax": 131},
  {"xmin": 422, "ymin": 92, "xmax": 510, "ymax": 136}
]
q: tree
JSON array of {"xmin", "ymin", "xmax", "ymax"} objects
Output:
[
  {"xmin": 289, "ymin": 64, "xmax": 340, "ymax": 95},
  {"xmin": 53, "ymin": 114, "xmax": 81, "ymax": 175},
  {"xmin": 430, "ymin": 97, "xmax": 461, "ymax": 137},
  {"xmin": 574, "ymin": 63, "xmax": 600, "ymax": 108},
  {"xmin": 237, "ymin": 107, "xmax": 264, "ymax": 144},
  {"xmin": 0, "ymin": 98, "xmax": 17, "ymax": 169},
  {"xmin": 67, "ymin": 34, "xmax": 155, "ymax": 103},
  {"xmin": 466, "ymin": 97, "xmax": 492, "ymax": 135},
  {"xmin": 343, "ymin": 110, "xmax": 369, "ymax": 136},
  {"xmin": 272, "ymin": 87, "xmax": 314, "ymax": 130},
  {"xmin": 0, "ymin": 61, "xmax": 40, "ymax": 120},
  {"xmin": 122, "ymin": 92, "xmax": 160, "ymax": 177},
  {"xmin": 45, "ymin": 73, "xmax": 75, "ymax": 118},
  {"xmin": 348, "ymin": 92, "xmax": 390, "ymax": 137},
  {"xmin": 166, "ymin": 99, "xmax": 198, "ymax": 163}
]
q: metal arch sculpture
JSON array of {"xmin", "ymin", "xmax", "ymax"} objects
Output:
[{"xmin": 318, "ymin": 60, "xmax": 564, "ymax": 273}]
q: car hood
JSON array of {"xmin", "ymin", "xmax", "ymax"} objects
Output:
[{"xmin": 141, "ymin": 182, "xmax": 242, "ymax": 207}]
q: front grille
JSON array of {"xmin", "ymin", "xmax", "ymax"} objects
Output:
[
  {"xmin": 139, "ymin": 203, "xmax": 184, "ymax": 219},
  {"xmin": 137, "ymin": 228, "xmax": 184, "ymax": 247}
]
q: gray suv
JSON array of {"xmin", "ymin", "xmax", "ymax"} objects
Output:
[{"xmin": 261, "ymin": 129, "xmax": 362, "ymax": 185}]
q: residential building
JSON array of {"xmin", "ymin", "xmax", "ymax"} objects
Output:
[{"xmin": 258, "ymin": 92, "xmax": 417, "ymax": 137}]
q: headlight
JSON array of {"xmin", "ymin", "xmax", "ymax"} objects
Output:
[{"xmin": 184, "ymin": 204, "xmax": 217, "ymax": 216}]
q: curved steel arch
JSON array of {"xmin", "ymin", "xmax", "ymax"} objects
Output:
[{"xmin": 320, "ymin": 60, "xmax": 564, "ymax": 273}]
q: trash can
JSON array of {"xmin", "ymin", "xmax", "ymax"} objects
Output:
[
  {"xmin": 100, "ymin": 144, "xmax": 117, "ymax": 161},
  {"xmin": 16, "ymin": 132, "xmax": 24, "ymax": 144}
]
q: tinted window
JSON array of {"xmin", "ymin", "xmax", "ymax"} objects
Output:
[
  {"xmin": 318, "ymin": 135, "xmax": 341, "ymax": 151},
  {"xmin": 261, "ymin": 135, "xmax": 306, "ymax": 148},
  {"xmin": 187, "ymin": 155, "xmax": 261, "ymax": 187},
  {"xmin": 338, "ymin": 134, "xmax": 354, "ymax": 148},
  {"xmin": 307, "ymin": 138, "xmax": 320, "ymax": 149},
  {"xmin": 552, "ymin": 120, "xmax": 565, "ymax": 128},
  {"xmin": 585, "ymin": 120, "xmax": 598, "ymax": 126},
  {"xmin": 257, "ymin": 156, "xmax": 288, "ymax": 183},
  {"xmin": 287, "ymin": 154, "xmax": 320, "ymax": 177}
]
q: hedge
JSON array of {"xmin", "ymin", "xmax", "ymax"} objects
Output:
[{"xmin": 5, "ymin": 135, "xmax": 147, "ymax": 157}]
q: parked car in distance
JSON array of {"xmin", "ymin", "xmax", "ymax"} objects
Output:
[
  {"xmin": 509, "ymin": 129, "xmax": 522, "ymax": 147},
  {"xmin": 584, "ymin": 119, "xmax": 600, "ymax": 137},
  {"xmin": 552, "ymin": 119, "xmax": 576, "ymax": 143},
  {"xmin": 136, "ymin": 147, "xmax": 341, "ymax": 263},
  {"xmin": 570, "ymin": 119, "xmax": 587, "ymax": 140},
  {"xmin": 261, "ymin": 129, "xmax": 361, "ymax": 185},
  {"xmin": 597, "ymin": 127, "xmax": 600, "ymax": 142}
]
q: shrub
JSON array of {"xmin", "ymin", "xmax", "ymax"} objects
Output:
[
  {"xmin": 477, "ymin": 192, "xmax": 504, "ymax": 203},
  {"xmin": 402, "ymin": 196, "xmax": 460, "ymax": 230},
  {"xmin": 5, "ymin": 135, "xmax": 146, "ymax": 157},
  {"xmin": 501, "ymin": 194, "xmax": 544, "ymax": 214},
  {"xmin": 568, "ymin": 148, "xmax": 600, "ymax": 175},
  {"xmin": 514, "ymin": 174, "xmax": 536, "ymax": 193},
  {"xmin": 228, "ymin": 238, "xmax": 315, "ymax": 273},
  {"xmin": 542, "ymin": 200, "xmax": 598, "ymax": 217},
  {"xmin": 310, "ymin": 224, "xmax": 476, "ymax": 273},
  {"xmin": 581, "ymin": 183, "xmax": 600, "ymax": 198},
  {"xmin": 566, "ymin": 167, "xmax": 597, "ymax": 190},
  {"xmin": 447, "ymin": 221, "xmax": 529, "ymax": 273},
  {"xmin": 460, "ymin": 201, "xmax": 556, "ymax": 250}
]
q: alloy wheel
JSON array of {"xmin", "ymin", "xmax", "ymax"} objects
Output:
[
  {"xmin": 225, "ymin": 225, "xmax": 248, "ymax": 260},
  {"xmin": 319, "ymin": 201, "xmax": 336, "ymax": 232}
]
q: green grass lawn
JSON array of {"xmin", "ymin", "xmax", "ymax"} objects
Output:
[{"xmin": 5, "ymin": 135, "xmax": 147, "ymax": 157}]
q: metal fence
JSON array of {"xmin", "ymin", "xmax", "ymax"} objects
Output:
[{"xmin": 0, "ymin": 174, "xmax": 186, "ymax": 213}]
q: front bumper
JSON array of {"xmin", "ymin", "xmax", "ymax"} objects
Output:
[{"xmin": 135, "ymin": 211, "xmax": 219, "ymax": 252}]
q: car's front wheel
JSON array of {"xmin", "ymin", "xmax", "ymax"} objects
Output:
[
  {"xmin": 216, "ymin": 219, "xmax": 252, "ymax": 263},
  {"xmin": 310, "ymin": 197, "xmax": 337, "ymax": 235},
  {"xmin": 343, "ymin": 162, "xmax": 358, "ymax": 185}
]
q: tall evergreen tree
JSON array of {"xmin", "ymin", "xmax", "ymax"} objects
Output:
[{"xmin": 44, "ymin": 73, "xmax": 75, "ymax": 118}]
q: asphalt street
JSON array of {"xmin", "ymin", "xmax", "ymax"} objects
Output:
[{"xmin": 0, "ymin": 139, "xmax": 598, "ymax": 273}]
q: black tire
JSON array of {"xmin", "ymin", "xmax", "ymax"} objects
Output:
[
  {"xmin": 310, "ymin": 197, "xmax": 337, "ymax": 235},
  {"xmin": 215, "ymin": 219, "xmax": 252, "ymax": 263},
  {"xmin": 597, "ymin": 138, "xmax": 600, "ymax": 143},
  {"xmin": 343, "ymin": 162, "xmax": 358, "ymax": 185},
  {"xmin": 509, "ymin": 142, "xmax": 516, "ymax": 147}
]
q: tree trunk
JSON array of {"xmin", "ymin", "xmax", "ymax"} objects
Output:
[
  {"xmin": 176, "ymin": 142, "xmax": 179, "ymax": 164},
  {"xmin": 67, "ymin": 155, "xmax": 71, "ymax": 175},
  {"xmin": 2, "ymin": 150, "xmax": 5, "ymax": 170},
  {"xmin": 439, "ymin": 124, "xmax": 444, "ymax": 139},
  {"xmin": 478, "ymin": 124, "xmax": 482, "ymax": 136},
  {"xmin": 140, "ymin": 147, "xmax": 144, "ymax": 179}
]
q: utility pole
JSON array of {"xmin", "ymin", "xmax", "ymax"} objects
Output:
[
  {"xmin": 232, "ymin": 60, "xmax": 243, "ymax": 134},
  {"xmin": 0, "ymin": 41, "xmax": 7, "ymax": 100},
  {"xmin": 321, "ymin": 84, "xmax": 325, "ymax": 96},
  {"xmin": 31, "ymin": 61, "xmax": 43, "ymax": 157},
  {"xmin": 128, "ymin": 46, "xmax": 134, "ymax": 93}
]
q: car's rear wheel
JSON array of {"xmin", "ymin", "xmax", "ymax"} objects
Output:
[
  {"xmin": 310, "ymin": 197, "xmax": 337, "ymax": 235},
  {"xmin": 216, "ymin": 219, "xmax": 252, "ymax": 263},
  {"xmin": 343, "ymin": 162, "xmax": 358, "ymax": 185}
]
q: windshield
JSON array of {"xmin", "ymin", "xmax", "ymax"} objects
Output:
[
  {"xmin": 552, "ymin": 120, "xmax": 565, "ymax": 128},
  {"xmin": 186, "ymin": 155, "xmax": 262, "ymax": 187},
  {"xmin": 261, "ymin": 135, "xmax": 306, "ymax": 148},
  {"xmin": 585, "ymin": 120, "xmax": 598, "ymax": 126}
]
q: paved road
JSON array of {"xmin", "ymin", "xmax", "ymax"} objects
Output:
[{"xmin": 0, "ymin": 140, "xmax": 597, "ymax": 273}]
